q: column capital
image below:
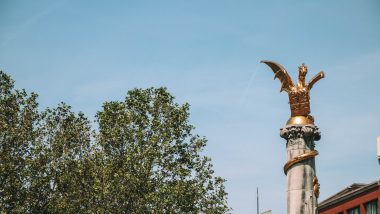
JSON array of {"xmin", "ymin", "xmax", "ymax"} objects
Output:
[{"xmin": 280, "ymin": 124, "xmax": 321, "ymax": 141}]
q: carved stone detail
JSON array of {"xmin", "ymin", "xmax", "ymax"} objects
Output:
[{"xmin": 280, "ymin": 125, "xmax": 321, "ymax": 142}]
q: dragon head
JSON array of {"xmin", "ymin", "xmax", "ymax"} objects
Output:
[{"xmin": 298, "ymin": 63, "xmax": 308, "ymax": 86}]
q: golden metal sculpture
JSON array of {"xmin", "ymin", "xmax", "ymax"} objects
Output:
[
  {"xmin": 313, "ymin": 176, "xmax": 320, "ymax": 198},
  {"xmin": 283, "ymin": 150, "xmax": 319, "ymax": 175},
  {"xmin": 261, "ymin": 60, "xmax": 325, "ymax": 125}
]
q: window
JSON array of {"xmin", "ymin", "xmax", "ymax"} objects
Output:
[
  {"xmin": 365, "ymin": 200, "xmax": 378, "ymax": 214},
  {"xmin": 347, "ymin": 206, "xmax": 360, "ymax": 214}
]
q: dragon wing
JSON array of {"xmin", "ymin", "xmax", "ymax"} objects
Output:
[
  {"xmin": 308, "ymin": 71, "xmax": 325, "ymax": 90},
  {"xmin": 261, "ymin": 60, "xmax": 294, "ymax": 92}
]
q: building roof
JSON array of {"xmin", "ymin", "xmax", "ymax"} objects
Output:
[{"xmin": 318, "ymin": 180, "xmax": 380, "ymax": 210}]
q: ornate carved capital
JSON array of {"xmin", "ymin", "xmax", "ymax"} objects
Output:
[{"xmin": 280, "ymin": 125, "xmax": 321, "ymax": 141}]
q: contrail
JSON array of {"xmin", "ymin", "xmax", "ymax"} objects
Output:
[
  {"xmin": 1, "ymin": 0, "xmax": 68, "ymax": 48},
  {"xmin": 240, "ymin": 63, "xmax": 260, "ymax": 105}
]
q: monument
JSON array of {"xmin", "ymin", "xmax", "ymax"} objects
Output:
[{"xmin": 261, "ymin": 60, "xmax": 325, "ymax": 214}]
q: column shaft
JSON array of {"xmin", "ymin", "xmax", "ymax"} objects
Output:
[{"xmin": 280, "ymin": 125, "xmax": 321, "ymax": 214}]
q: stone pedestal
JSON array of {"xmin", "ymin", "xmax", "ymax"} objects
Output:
[{"xmin": 280, "ymin": 125, "xmax": 321, "ymax": 214}]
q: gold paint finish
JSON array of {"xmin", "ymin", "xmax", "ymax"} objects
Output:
[
  {"xmin": 286, "ymin": 116, "xmax": 314, "ymax": 125},
  {"xmin": 283, "ymin": 150, "xmax": 319, "ymax": 175},
  {"xmin": 313, "ymin": 176, "xmax": 320, "ymax": 198},
  {"xmin": 261, "ymin": 60, "xmax": 325, "ymax": 125}
]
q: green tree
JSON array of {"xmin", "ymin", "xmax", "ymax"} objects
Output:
[
  {"xmin": 27, "ymin": 104, "xmax": 93, "ymax": 213},
  {"xmin": 0, "ymin": 71, "xmax": 39, "ymax": 213},
  {"xmin": 0, "ymin": 71, "xmax": 230, "ymax": 213},
  {"xmin": 96, "ymin": 88, "xmax": 229, "ymax": 213}
]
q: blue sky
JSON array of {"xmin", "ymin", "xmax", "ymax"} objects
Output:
[{"xmin": 1, "ymin": 0, "xmax": 380, "ymax": 213}]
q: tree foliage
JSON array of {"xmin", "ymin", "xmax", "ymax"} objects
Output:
[{"xmin": 0, "ymin": 71, "xmax": 230, "ymax": 213}]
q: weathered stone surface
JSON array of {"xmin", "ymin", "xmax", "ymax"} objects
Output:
[{"xmin": 280, "ymin": 125, "xmax": 321, "ymax": 214}]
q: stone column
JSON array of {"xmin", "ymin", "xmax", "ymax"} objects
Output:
[{"xmin": 280, "ymin": 124, "xmax": 321, "ymax": 214}]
